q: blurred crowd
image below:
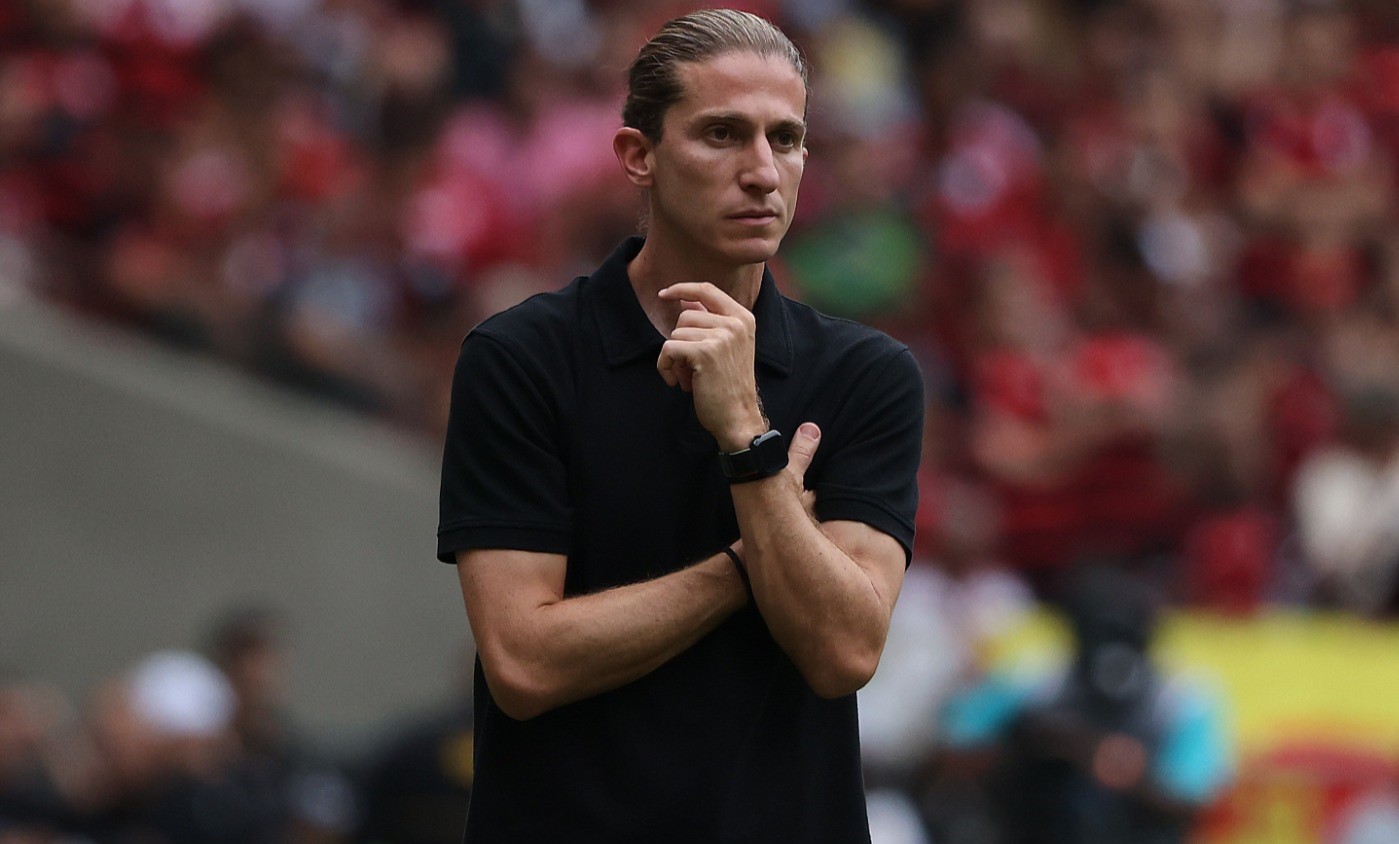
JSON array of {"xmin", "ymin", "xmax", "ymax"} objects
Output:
[
  {"xmin": 0, "ymin": 609, "xmax": 476, "ymax": 844},
  {"xmin": 6, "ymin": 0, "xmax": 1399, "ymax": 614},
  {"xmin": 6, "ymin": 0, "xmax": 1399, "ymax": 839}
]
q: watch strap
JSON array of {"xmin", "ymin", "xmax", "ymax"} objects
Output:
[{"xmin": 718, "ymin": 430, "xmax": 788, "ymax": 483}]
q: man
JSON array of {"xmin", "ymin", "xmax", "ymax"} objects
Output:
[
  {"xmin": 437, "ymin": 10, "xmax": 924, "ymax": 842},
  {"xmin": 937, "ymin": 565, "xmax": 1233, "ymax": 844}
]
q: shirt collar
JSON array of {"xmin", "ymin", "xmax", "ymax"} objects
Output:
[{"xmin": 587, "ymin": 236, "xmax": 794, "ymax": 376}]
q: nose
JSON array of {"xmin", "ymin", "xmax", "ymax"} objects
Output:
[{"xmin": 739, "ymin": 137, "xmax": 780, "ymax": 194}]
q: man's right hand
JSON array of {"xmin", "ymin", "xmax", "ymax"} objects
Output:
[{"xmin": 655, "ymin": 283, "xmax": 767, "ymax": 451}]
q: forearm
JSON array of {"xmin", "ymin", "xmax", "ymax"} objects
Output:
[
  {"xmin": 648, "ymin": 282, "xmax": 911, "ymax": 697},
  {"xmin": 458, "ymin": 551, "xmax": 747, "ymax": 719},
  {"xmin": 731, "ymin": 475, "xmax": 892, "ymax": 697}
]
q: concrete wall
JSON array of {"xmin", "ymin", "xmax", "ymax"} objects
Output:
[{"xmin": 0, "ymin": 296, "xmax": 468, "ymax": 744}]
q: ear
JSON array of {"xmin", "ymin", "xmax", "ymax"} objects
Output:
[{"xmin": 614, "ymin": 127, "xmax": 655, "ymax": 188}]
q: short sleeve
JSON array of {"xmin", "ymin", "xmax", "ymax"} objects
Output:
[
  {"xmin": 812, "ymin": 347, "xmax": 924, "ymax": 562},
  {"xmin": 437, "ymin": 332, "xmax": 572, "ymax": 562}
]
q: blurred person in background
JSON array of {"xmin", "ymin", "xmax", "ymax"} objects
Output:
[
  {"xmin": 0, "ymin": 674, "xmax": 78, "ymax": 842},
  {"xmin": 1235, "ymin": 0, "xmax": 1394, "ymax": 324},
  {"xmin": 55, "ymin": 648, "xmax": 352, "ymax": 844},
  {"xmin": 208, "ymin": 607, "xmax": 295, "ymax": 766},
  {"xmin": 77, "ymin": 650, "xmax": 253, "ymax": 843},
  {"xmin": 355, "ymin": 652, "xmax": 474, "ymax": 844},
  {"xmin": 439, "ymin": 8, "xmax": 923, "ymax": 841},
  {"xmin": 1294, "ymin": 384, "xmax": 1399, "ymax": 615},
  {"xmin": 207, "ymin": 607, "xmax": 357, "ymax": 844},
  {"xmin": 932, "ymin": 564, "xmax": 1232, "ymax": 844},
  {"xmin": 858, "ymin": 474, "xmax": 1032, "ymax": 844},
  {"xmin": 1174, "ymin": 428, "xmax": 1284, "ymax": 614}
]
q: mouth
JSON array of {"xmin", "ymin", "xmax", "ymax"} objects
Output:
[{"xmin": 729, "ymin": 211, "xmax": 780, "ymax": 226}]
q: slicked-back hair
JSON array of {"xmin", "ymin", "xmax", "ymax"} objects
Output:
[{"xmin": 623, "ymin": 9, "xmax": 809, "ymax": 141}]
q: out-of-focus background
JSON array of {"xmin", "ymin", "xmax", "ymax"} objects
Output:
[{"xmin": 2, "ymin": 0, "xmax": 1398, "ymax": 841}]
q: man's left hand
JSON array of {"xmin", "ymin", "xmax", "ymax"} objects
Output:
[{"xmin": 730, "ymin": 422, "xmax": 821, "ymax": 561}]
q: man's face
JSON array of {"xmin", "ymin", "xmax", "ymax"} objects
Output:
[{"xmin": 646, "ymin": 51, "xmax": 808, "ymax": 268}]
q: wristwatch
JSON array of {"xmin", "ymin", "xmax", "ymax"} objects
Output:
[{"xmin": 718, "ymin": 430, "xmax": 788, "ymax": 483}]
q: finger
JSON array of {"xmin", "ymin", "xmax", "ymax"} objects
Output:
[
  {"xmin": 787, "ymin": 422, "xmax": 821, "ymax": 484},
  {"xmin": 660, "ymin": 338, "xmax": 704, "ymax": 367},
  {"xmin": 680, "ymin": 300, "xmax": 708, "ymax": 313},
  {"xmin": 656, "ymin": 350, "xmax": 679, "ymax": 388},
  {"xmin": 669, "ymin": 327, "xmax": 712, "ymax": 343},
  {"xmin": 660, "ymin": 339, "xmax": 699, "ymax": 390},
  {"xmin": 675, "ymin": 309, "xmax": 737, "ymax": 331},
  {"xmin": 658, "ymin": 282, "xmax": 747, "ymax": 318}
]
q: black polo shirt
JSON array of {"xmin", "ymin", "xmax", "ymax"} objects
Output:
[{"xmin": 438, "ymin": 237, "xmax": 923, "ymax": 843}]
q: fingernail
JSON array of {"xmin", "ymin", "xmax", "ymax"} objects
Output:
[{"xmin": 799, "ymin": 423, "xmax": 820, "ymax": 439}]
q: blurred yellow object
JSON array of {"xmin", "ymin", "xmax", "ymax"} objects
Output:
[
  {"xmin": 984, "ymin": 610, "xmax": 1399, "ymax": 843},
  {"xmin": 986, "ymin": 610, "xmax": 1399, "ymax": 756}
]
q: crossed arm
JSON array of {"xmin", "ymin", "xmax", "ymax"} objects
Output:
[
  {"xmin": 657, "ymin": 281, "xmax": 907, "ymax": 697},
  {"xmin": 456, "ymin": 546, "xmax": 747, "ymax": 721},
  {"xmin": 455, "ymin": 282, "xmax": 908, "ymax": 719},
  {"xmin": 731, "ymin": 459, "xmax": 906, "ymax": 699}
]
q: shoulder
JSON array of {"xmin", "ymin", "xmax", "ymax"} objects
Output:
[
  {"xmin": 782, "ymin": 296, "xmax": 915, "ymax": 375},
  {"xmin": 464, "ymin": 276, "xmax": 587, "ymax": 368},
  {"xmin": 448, "ymin": 277, "xmax": 589, "ymax": 407},
  {"xmin": 471, "ymin": 275, "xmax": 587, "ymax": 344}
]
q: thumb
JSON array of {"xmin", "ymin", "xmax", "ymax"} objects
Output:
[{"xmin": 787, "ymin": 422, "xmax": 821, "ymax": 484}]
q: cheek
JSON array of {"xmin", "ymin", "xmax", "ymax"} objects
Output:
[
  {"xmin": 781, "ymin": 159, "xmax": 805, "ymax": 193},
  {"xmin": 657, "ymin": 154, "xmax": 729, "ymax": 211},
  {"xmin": 657, "ymin": 147, "xmax": 696, "ymax": 179}
]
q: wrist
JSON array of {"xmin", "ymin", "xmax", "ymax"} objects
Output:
[
  {"xmin": 718, "ymin": 430, "xmax": 788, "ymax": 484},
  {"xmin": 716, "ymin": 410, "xmax": 768, "ymax": 452},
  {"xmin": 722, "ymin": 546, "xmax": 749, "ymax": 585}
]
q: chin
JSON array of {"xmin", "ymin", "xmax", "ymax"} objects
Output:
[{"xmin": 717, "ymin": 233, "xmax": 784, "ymax": 266}]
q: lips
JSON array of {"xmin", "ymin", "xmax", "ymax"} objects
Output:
[{"xmin": 730, "ymin": 210, "xmax": 779, "ymax": 224}]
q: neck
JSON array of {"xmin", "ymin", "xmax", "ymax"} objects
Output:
[{"xmin": 628, "ymin": 234, "xmax": 764, "ymax": 337}]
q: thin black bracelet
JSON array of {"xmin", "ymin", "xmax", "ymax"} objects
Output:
[{"xmin": 721, "ymin": 546, "xmax": 750, "ymax": 592}]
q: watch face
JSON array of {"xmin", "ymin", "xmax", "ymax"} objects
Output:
[
  {"xmin": 751, "ymin": 430, "xmax": 787, "ymax": 471},
  {"xmin": 751, "ymin": 430, "xmax": 784, "ymax": 451}
]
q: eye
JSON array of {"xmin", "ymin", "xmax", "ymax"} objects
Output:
[
  {"xmin": 773, "ymin": 130, "xmax": 798, "ymax": 150},
  {"xmin": 706, "ymin": 124, "xmax": 733, "ymax": 143}
]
